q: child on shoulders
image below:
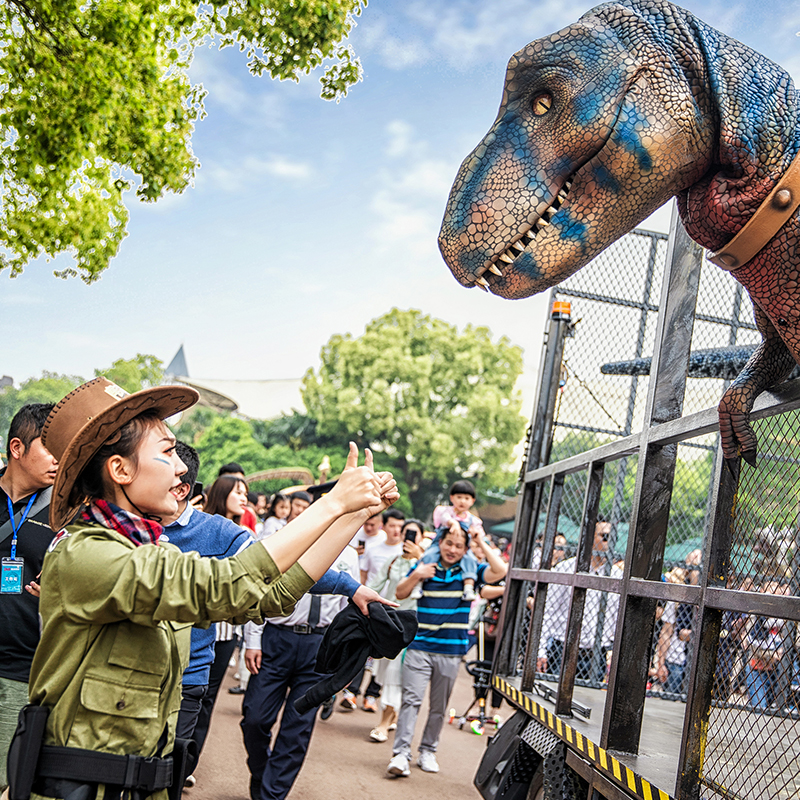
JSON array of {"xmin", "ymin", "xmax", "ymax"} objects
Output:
[{"xmin": 416, "ymin": 480, "xmax": 483, "ymax": 601}]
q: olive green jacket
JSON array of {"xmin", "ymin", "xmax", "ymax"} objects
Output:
[{"xmin": 28, "ymin": 523, "xmax": 313, "ymax": 799}]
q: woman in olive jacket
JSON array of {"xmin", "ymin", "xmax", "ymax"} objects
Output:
[{"xmin": 22, "ymin": 378, "xmax": 397, "ymax": 800}]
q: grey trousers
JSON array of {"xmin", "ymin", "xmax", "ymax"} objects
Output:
[
  {"xmin": 392, "ymin": 649, "xmax": 461, "ymax": 758},
  {"xmin": 0, "ymin": 676, "xmax": 29, "ymax": 791}
]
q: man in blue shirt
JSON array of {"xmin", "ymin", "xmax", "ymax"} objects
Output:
[{"xmin": 387, "ymin": 522, "xmax": 506, "ymax": 777}]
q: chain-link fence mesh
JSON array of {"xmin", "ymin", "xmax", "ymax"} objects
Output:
[
  {"xmin": 528, "ymin": 227, "xmax": 758, "ymax": 694},
  {"xmin": 510, "ymin": 223, "xmax": 800, "ymax": 796},
  {"xmin": 702, "ymin": 410, "xmax": 800, "ymax": 799}
]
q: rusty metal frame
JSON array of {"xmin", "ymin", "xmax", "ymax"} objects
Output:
[{"xmin": 492, "ymin": 206, "xmax": 800, "ymax": 799}]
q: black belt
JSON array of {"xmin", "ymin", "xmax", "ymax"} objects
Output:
[
  {"xmin": 37, "ymin": 745, "xmax": 173, "ymax": 791},
  {"xmin": 288, "ymin": 623, "xmax": 327, "ymax": 635}
]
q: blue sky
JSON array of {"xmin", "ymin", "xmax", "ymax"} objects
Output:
[{"xmin": 3, "ymin": 0, "xmax": 799, "ymax": 400}]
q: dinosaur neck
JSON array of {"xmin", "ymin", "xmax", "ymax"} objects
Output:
[
  {"xmin": 667, "ymin": 4, "xmax": 800, "ymax": 250},
  {"xmin": 608, "ymin": 1, "xmax": 800, "ymax": 252}
]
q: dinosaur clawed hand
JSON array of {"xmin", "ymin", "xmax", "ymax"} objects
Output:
[{"xmin": 718, "ymin": 386, "xmax": 758, "ymax": 468}]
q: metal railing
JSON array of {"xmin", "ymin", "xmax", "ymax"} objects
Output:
[{"xmin": 494, "ymin": 207, "xmax": 800, "ymax": 799}]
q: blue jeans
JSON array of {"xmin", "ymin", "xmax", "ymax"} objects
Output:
[
  {"xmin": 745, "ymin": 664, "xmax": 776, "ymax": 710},
  {"xmin": 665, "ymin": 662, "xmax": 685, "ymax": 694}
]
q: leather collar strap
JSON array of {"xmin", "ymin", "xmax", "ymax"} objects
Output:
[{"xmin": 709, "ymin": 149, "xmax": 800, "ymax": 272}]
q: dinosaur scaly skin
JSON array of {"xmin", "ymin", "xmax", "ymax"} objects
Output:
[{"xmin": 438, "ymin": 0, "xmax": 800, "ymax": 464}]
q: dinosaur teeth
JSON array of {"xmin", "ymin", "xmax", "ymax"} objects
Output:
[
  {"xmin": 498, "ymin": 251, "xmax": 515, "ymax": 263},
  {"xmin": 488, "ymin": 264, "xmax": 503, "ymax": 276},
  {"xmin": 539, "ymin": 217, "xmax": 551, "ymax": 227},
  {"xmin": 512, "ymin": 240, "xmax": 526, "ymax": 252},
  {"xmin": 475, "ymin": 276, "xmax": 490, "ymax": 290}
]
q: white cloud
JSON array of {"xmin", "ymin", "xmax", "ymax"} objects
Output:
[
  {"xmin": 198, "ymin": 155, "xmax": 313, "ymax": 192},
  {"xmin": 368, "ymin": 121, "xmax": 455, "ymax": 258},
  {"xmin": 359, "ymin": 0, "xmax": 591, "ymax": 71},
  {"xmin": 385, "ymin": 120, "xmax": 415, "ymax": 158}
]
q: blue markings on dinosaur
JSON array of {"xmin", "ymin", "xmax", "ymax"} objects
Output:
[
  {"xmin": 612, "ymin": 108, "xmax": 652, "ymax": 172},
  {"xmin": 592, "ymin": 164, "xmax": 620, "ymax": 194},
  {"xmin": 513, "ymin": 251, "xmax": 542, "ymax": 282}
]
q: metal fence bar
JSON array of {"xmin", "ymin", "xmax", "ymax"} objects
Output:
[{"xmin": 602, "ymin": 209, "xmax": 704, "ymax": 754}]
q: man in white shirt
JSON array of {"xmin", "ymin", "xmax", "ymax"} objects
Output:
[
  {"xmin": 536, "ymin": 519, "xmax": 622, "ymax": 683},
  {"xmin": 360, "ymin": 509, "xmax": 405, "ymax": 585},
  {"xmin": 349, "ymin": 510, "xmax": 386, "ymax": 572},
  {"xmin": 241, "ymin": 546, "xmax": 360, "ymax": 800}
]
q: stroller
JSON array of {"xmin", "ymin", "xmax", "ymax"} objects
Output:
[{"xmin": 449, "ymin": 616, "xmax": 502, "ymax": 735}]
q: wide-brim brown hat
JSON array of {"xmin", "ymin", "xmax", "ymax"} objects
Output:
[{"xmin": 42, "ymin": 377, "xmax": 199, "ymax": 531}]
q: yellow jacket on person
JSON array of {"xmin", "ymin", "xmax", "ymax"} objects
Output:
[{"xmin": 27, "ymin": 523, "xmax": 314, "ymax": 800}]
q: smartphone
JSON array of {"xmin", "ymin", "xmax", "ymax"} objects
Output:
[
  {"xmin": 192, "ymin": 481, "xmax": 204, "ymax": 499},
  {"xmin": 404, "ymin": 529, "xmax": 418, "ymax": 543},
  {"xmin": 358, "ymin": 539, "xmax": 366, "ymax": 548}
]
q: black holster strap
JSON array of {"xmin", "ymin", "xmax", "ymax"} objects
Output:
[{"xmin": 38, "ymin": 746, "xmax": 173, "ymax": 791}]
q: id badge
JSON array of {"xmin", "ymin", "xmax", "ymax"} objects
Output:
[{"xmin": 1, "ymin": 557, "xmax": 24, "ymax": 594}]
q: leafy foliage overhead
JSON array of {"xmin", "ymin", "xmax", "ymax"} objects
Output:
[
  {"xmin": 0, "ymin": 0, "xmax": 365, "ymax": 281},
  {"xmin": 302, "ymin": 308, "xmax": 526, "ymax": 514}
]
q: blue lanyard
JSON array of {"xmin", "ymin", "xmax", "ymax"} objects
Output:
[{"xmin": 7, "ymin": 492, "xmax": 38, "ymax": 560}]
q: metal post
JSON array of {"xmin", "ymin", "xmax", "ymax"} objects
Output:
[
  {"xmin": 495, "ymin": 298, "xmax": 572, "ymax": 676},
  {"xmin": 601, "ymin": 206, "xmax": 704, "ymax": 753}
]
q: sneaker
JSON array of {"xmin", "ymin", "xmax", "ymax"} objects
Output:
[
  {"xmin": 462, "ymin": 586, "xmax": 476, "ymax": 602},
  {"xmin": 339, "ymin": 689, "xmax": 357, "ymax": 711},
  {"xmin": 417, "ymin": 751, "xmax": 439, "ymax": 773},
  {"xmin": 387, "ymin": 754, "xmax": 410, "ymax": 777},
  {"xmin": 320, "ymin": 696, "xmax": 335, "ymax": 720},
  {"xmin": 228, "ymin": 686, "xmax": 246, "ymax": 695},
  {"xmin": 370, "ymin": 727, "xmax": 388, "ymax": 742},
  {"xmin": 363, "ymin": 696, "xmax": 378, "ymax": 713},
  {"xmin": 410, "ymin": 585, "xmax": 423, "ymax": 600},
  {"xmin": 183, "ymin": 775, "xmax": 196, "ymax": 788},
  {"xmin": 388, "ymin": 722, "xmax": 397, "ymax": 731}
]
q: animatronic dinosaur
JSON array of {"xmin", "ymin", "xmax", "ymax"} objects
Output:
[{"xmin": 438, "ymin": 0, "xmax": 800, "ymax": 465}]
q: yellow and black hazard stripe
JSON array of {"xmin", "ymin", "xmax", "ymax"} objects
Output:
[{"xmin": 493, "ymin": 677, "xmax": 674, "ymax": 800}]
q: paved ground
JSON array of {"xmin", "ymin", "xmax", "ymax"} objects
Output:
[{"xmin": 190, "ymin": 661, "xmax": 495, "ymax": 800}]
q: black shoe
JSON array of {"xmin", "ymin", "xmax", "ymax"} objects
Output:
[
  {"xmin": 320, "ymin": 696, "xmax": 335, "ymax": 720},
  {"xmin": 228, "ymin": 686, "xmax": 247, "ymax": 695}
]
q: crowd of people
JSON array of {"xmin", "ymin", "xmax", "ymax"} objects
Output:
[{"xmin": 0, "ymin": 383, "xmax": 509, "ymax": 800}]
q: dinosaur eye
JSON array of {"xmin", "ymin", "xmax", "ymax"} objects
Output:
[{"xmin": 532, "ymin": 92, "xmax": 553, "ymax": 116}]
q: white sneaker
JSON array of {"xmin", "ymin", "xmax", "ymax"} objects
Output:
[
  {"xmin": 410, "ymin": 585, "xmax": 423, "ymax": 600},
  {"xmin": 417, "ymin": 751, "xmax": 439, "ymax": 773},
  {"xmin": 387, "ymin": 754, "xmax": 410, "ymax": 777},
  {"xmin": 462, "ymin": 586, "xmax": 476, "ymax": 602}
]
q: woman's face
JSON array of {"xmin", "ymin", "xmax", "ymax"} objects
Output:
[
  {"xmin": 116, "ymin": 423, "xmax": 186, "ymax": 518},
  {"xmin": 273, "ymin": 498, "xmax": 290, "ymax": 519},
  {"xmin": 226, "ymin": 481, "xmax": 249, "ymax": 519}
]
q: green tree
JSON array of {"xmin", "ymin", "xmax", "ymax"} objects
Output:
[
  {"xmin": 0, "ymin": 371, "xmax": 83, "ymax": 447},
  {"xmin": 302, "ymin": 308, "xmax": 526, "ymax": 516},
  {"xmin": 194, "ymin": 417, "xmax": 271, "ymax": 485},
  {"xmin": 95, "ymin": 354, "xmax": 164, "ymax": 393},
  {"xmin": 1, "ymin": 0, "xmax": 365, "ymax": 282},
  {"xmin": 250, "ymin": 410, "xmax": 338, "ymax": 451}
]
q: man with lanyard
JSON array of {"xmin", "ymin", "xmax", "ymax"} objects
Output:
[
  {"xmin": 387, "ymin": 521, "xmax": 506, "ymax": 778},
  {"xmin": 0, "ymin": 404, "xmax": 58, "ymax": 795}
]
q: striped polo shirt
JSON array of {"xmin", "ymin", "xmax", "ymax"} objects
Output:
[{"xmin": 408, "ymin": 560, "xmax": 471, "ymax": 656}]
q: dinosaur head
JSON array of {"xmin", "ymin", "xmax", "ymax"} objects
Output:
[{"xmin": 438, "ymin": 4, "xmax": 704, "ymax": 298}]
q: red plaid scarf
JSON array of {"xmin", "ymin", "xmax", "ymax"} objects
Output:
[{"xmin": 81, "ymin": 499, "xmax": 163, "ymax": 546}]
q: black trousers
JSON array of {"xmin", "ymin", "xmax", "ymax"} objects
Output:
[
  {"xmin": 240, "ymin": 625, "xmax": 325, "ymax": 800},
  {"xmin": 346, "ymin": 662, "xmax": 381, "ymax": 697}
]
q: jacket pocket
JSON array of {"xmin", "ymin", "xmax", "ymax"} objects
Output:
[
  {"xmin": 80, "ymin": 676, "xmax": 159, "ymax": 720},
  {"xmin": 108, "ymin": 622, "xmax": 169, "ymax": 675}
]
